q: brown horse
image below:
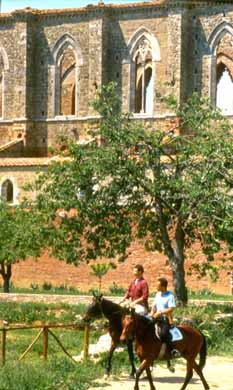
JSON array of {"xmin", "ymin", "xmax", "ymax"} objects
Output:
[
  {"xmin": 120, "ymin": 311, "xmax": 210, "ymax": 390},
  {"xmin": 84, "ymin": 294, "xmax": 174, "ymax": 377},
  {"xmin": 84, "ymin": 293, "xmax": 136, "ymax": 378}
]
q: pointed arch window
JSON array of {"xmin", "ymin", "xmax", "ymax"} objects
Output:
[
  {"xmin": 51, "ymin": 34, "xmax": 83, "ymax": 118},
  {"xmin": 1, "ymin": 180, "xmax": 13, "ymax": 203},
  {"xmin": 59, "ymin": 48, "xmax": 76, "ymax": 116},
  {"xmin": 134, "ymin": 38, "xmax": 153, "ymax": 114},
  {"xmin": 207, "ymin": 23, "xmax": 233, "ymax": 108},
  {"xmin": 216, "ymin": 63, "xmax": 233, "ymax": 114}
]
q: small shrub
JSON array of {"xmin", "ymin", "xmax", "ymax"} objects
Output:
[
  {"xmin": 109, "ymin": 282, "xmax": 125, "ymax": 295},
  {"xmin": 67, "ymin": 285, "xmax": 78, "ymax": 293},
  {"xmin": 199, "ymin": 288, "xmax": 212, "ymax": 296},
  {"xmin": 30, "ymin": 282, "xmax": 39, "ymax": 291},
  {"xmin": 42, "ymin": 281, "xmax": 52, "ymax": 291}
]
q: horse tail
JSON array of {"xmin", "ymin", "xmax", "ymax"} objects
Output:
[{"xmin": 199, "ymin": 333, "xmax": 207, "ymax": 370}]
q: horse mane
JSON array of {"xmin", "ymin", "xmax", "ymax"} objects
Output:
[
  {"xmin": 101, "ymin": 297, "xmax": 122, "ymax": 311},
  {"xmin": 100, "ymin": 297, "xmax": 125, "ymax": 320},
  {"xmin": 133, "ymin": 311, "xmax": 156, "ymax": 337}
]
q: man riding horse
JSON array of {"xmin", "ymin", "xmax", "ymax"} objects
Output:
[
  {"xmin": 119, "ymin": 264, "xmax": 149, "ymax": 315},
  {"xmin": 150, "ymin": 277, "xmax": 181, "ymax": 358}
]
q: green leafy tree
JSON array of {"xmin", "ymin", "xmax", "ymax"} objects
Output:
[
  {"xmin": 35, "ymin": 83, "xmax": 233, "ymax": 304},
  {"xmin": 0, "ymin": 202, "xmax": 42, "ymax": 292}
]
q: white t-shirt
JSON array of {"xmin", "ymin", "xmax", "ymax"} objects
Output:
[{"xmin": 153, "ymin": 291, "xmax": 176, "ymax": 312}]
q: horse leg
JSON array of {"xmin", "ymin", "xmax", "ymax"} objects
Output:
[
  {"xmin": 126, "ymin": 339, "xmax": 136, "ymax": 378},
  {"xmin": 145, "ymin": 366, "xmax": 156, "ymax": 390},
  {"xmin": 134, "ymin": 359, "xmax": 147, "ymax": 390},
  {"xmin": 180, "ymin": 360, "xmax": 194, "ymax": 390},
  {"xmin": 105, "ymin": 343, "xmax": 116, "ymax": 377},
  {"xmin": 193, "ymin": 361, "xmax": 210, "ymax": 390}
]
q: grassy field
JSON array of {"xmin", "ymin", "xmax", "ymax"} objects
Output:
[
  {"xmin": 2, "ymin": 284, "xmax": 233, "ymax": 301},
  {"xmin": 0, "ymin": 300, "xmax": 232, "ymax": 389}
]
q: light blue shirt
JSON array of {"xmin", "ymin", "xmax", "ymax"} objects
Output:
[{"xmin": 153, "ymin": 291, "xmax": 176, "ymax": 312}]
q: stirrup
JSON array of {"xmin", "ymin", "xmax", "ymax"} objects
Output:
[{"xmin": 171, "ymin": 349, "xmax": 181, "ymax": 358}]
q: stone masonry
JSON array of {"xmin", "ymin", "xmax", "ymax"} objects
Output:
[
  {"xmin": 0, "ymin": 1, "xmax": 232, "ymax": 292},
  {"xmin": 0, "ymin": 1, "xmax": 232, "ymax": 201}
]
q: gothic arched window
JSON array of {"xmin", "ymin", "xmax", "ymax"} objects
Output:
[
  {"xmin": 59, "ymin": 48, "xmax": 76, "ymax": 116},
  {"xmin": 134, "ymin": 38, "xmax": 153, "ymax": 114},
  {"xmin": 1, "ymin": 180, "xmax": 13, "ymax": 203},
  {"xmin": 216, "ymin": 63, "xmax": 233, "ymax": 114},
  {"xmin": 51, "ymin": 34, "xmax": 83, "ymax": 117},
  {"xmin": 207, "ymin": 23, "xmax": 233, "ymax": 109}
]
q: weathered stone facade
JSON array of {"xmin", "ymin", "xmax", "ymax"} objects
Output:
[{"xmin": 0, "ymin": 0, "xmax": 233, "ymax": 198}]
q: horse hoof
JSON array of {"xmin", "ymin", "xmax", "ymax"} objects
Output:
[
  {"xmin": 103, "ymin": 374, "xmax": 109, "ymax": 380},
  {"xmin": 168, "ymin": 366, "xmax": 175, "ymax": 373}
]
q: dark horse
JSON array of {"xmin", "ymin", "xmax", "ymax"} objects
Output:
[
  {"xmin": 120, "ymin": 311, "xmax": 210, "ymax": 390},
  {"xmin": 84, "ymin": 293, "xmax": 136, "ymax": 377}
]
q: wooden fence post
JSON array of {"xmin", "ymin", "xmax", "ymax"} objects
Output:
[
  {"xmin": 42, "ymin": 326, "xmax": 48, "ymax": 361},
  {"xmin": 1, "ymin": 328, "xmax": 6, "ymax": 365},
  {"xmin": 83, "ymin": 322, "xmax": 89, "ymax": 360}
]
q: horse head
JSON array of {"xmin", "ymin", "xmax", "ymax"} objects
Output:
[
  {"xmin": 83, "ymin": 291, "xmax": 103, "ymax": 321},
  {"xmin": 120, "ymin": 309, "xmax": 135, "ymax": 341}
]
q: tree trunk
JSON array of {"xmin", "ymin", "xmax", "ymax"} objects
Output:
[
  {"xmin": 157, "ymin": 203, "xmax": 188, "ymax": 305},
  {"xmin": 0, "ymin": 263, "xmax": 12, "ymax": 293},
  {"xmin": 169, "ymin": 254, "xmax": 188, "ymax": 305},
  {"xmin": 170, "ymin": 229, "xmax": 188, "ymax": 305}
]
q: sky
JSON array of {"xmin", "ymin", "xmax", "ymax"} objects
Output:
[{"xmin": 1, "ymin": 0, "xmax": 145, "ymax": 13}]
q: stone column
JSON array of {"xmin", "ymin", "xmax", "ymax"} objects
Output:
[{"xmin": 202, "ymin": 54, "xmax": 215, "ymax": 102}]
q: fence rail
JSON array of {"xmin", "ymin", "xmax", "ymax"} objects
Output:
[{"xmin": 0, "ymin": 322, "xmax": 90, "ymax": 365}]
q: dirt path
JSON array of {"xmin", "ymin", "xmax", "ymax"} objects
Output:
[{"xmin": 88, "ymin": 356, "xmax": 233, "ymax": 390}]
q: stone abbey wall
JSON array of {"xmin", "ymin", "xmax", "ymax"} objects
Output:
[
  {"xmin": 0, "ymin": 1, "xmax": 232, "ymax": 290},
  {"xmin": 0, "ymin": 0, "xmax": 232, "ymax": 197}
]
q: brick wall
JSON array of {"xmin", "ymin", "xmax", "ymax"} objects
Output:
[
  {"xmin": 11, "ymin": 241, "xmax": 232, "ymax": 295},
  {"xmin": 0, "ymin": 2, "xmax": 232, "ymax": 294}
]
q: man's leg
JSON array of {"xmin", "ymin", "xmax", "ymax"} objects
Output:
[
  {"xmin": 160, "ymin": 322, "xmax": 181, "ymax": 358},
  {"xmin": 135, "ymin": 304, "xmax": 148, "ymax": 315}
]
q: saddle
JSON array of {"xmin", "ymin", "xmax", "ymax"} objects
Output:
[
  {"xmin": 169, "ymin": 326, "xmax": 183, "ymax": 341},
  {"xmin": 155, "ymin": 322, "xmax": 183, "ymax": 342}
]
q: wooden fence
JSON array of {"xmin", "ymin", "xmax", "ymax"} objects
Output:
[{"xmin": 0, "ymin": 322, "xmax": 90, "ymax": 365}]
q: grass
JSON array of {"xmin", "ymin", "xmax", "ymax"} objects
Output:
[
  {"xmin": 0, "ymin": 300, "xmax": 231, "ymax": 388},
  {"xmin": 0, "ymin": 358, "xmax": 103, "ymax": 390},
  {"xmin": 0, "ymin": 301, "xmax": 105, "ymax": 389},
  {"xmin": 0, "ymin": 301, "xmax": 87, "ymax": 323},
  {"xmin": 175, "ymin": 302, "xmax": 233, "ymax": 356},
  {"xmin": 1, "ymin": 284, "xmax": 233, "ymax": 301},
  {"xmin": 188, "ymin": 288, "xmax": 233, "ymax": 301}
]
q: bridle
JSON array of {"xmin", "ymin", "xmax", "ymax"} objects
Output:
[{"xmin": 93, "ymin": 295, "xmax": 126, "ymax": 320}]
